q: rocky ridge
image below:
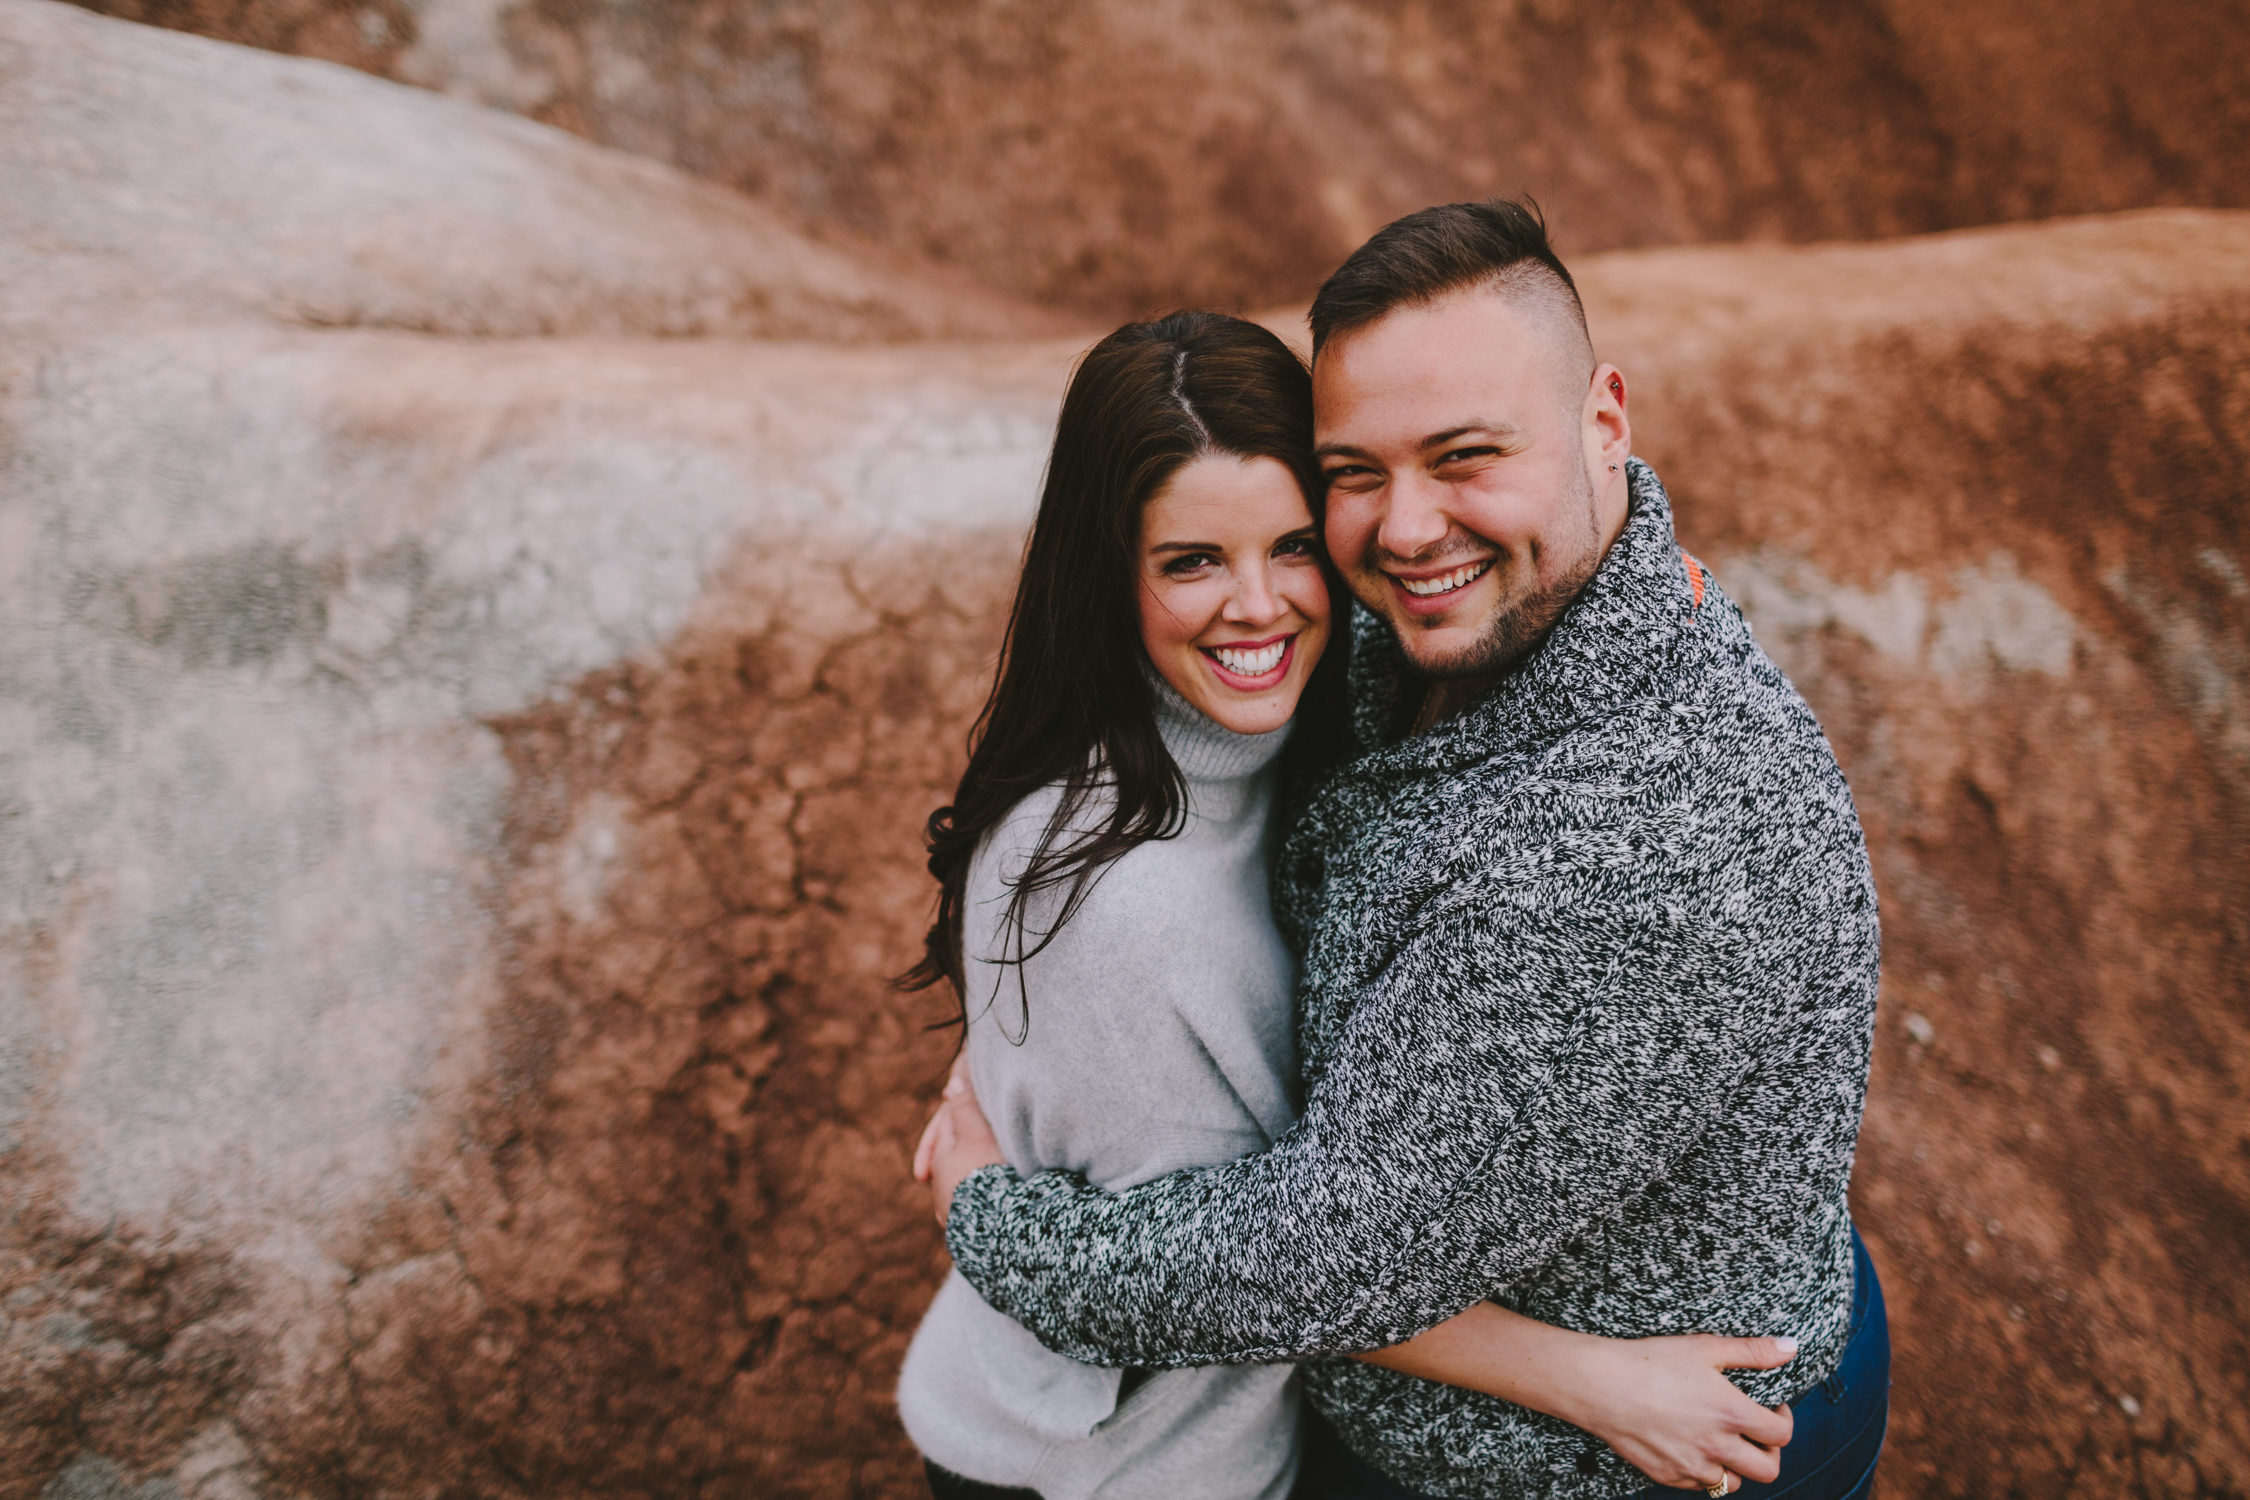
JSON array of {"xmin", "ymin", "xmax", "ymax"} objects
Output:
[{"xmin": 1, "ymin": 6, "xmax": 2244, "ymax": 1497}]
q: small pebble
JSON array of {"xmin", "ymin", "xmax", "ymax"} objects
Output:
[
  {"xmin": 1903, "ymin": 1012, "xmax": 1935, "ymax": 1046},
  {"xmin": 2119, "ymin": 1395, "xmax": 2141, "ymax": 1418}
]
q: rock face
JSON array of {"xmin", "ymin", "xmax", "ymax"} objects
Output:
[
  {"xmin": 2, "ymin": 7, "xmax": 1074, "ymax": 1496},
  {"xmin": 1585, "ymin": 214, "xmax": 2250, "ymax": 1498},
  {"xmin": 0, "ymin": 327, "xmax": 1065, "ymax": 1499},
  {"xmin": 2, "ymin": 5, "xmax": 2246, "ymax": 1499},
  {"xmin": 0, "ymin": 0, "xmax": 1062, "ymax": 342},
  {"xmin": 54, "ymin": 0, "xmax": 2250, "ymax": 317}
]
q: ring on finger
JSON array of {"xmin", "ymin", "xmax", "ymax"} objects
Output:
[{"xmin": 1704, "ymin": 1474, "xmax": 1730, "ymax": 1498}]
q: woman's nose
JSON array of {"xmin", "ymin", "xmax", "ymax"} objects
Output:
[{"xmin": 1224, "ymin": 564, "xmax": 1284, "ymax": 626}]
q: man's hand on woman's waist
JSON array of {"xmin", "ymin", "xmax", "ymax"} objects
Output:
[{"xmin": 912, "ymin": 1052, "xmax": 1006, "ymax": 1226}]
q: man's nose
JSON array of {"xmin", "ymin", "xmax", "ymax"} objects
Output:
[{"xmin": 1376, "ymin": 475, "xmax": 1451, "ymax": 561}]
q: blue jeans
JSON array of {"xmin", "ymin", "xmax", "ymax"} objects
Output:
[{"xmin": 1297, "ymin": 1227, "xmax": 1890, "ymax": 1500}]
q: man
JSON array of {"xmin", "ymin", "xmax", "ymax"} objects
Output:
[{"xmin": 927, "ymin": 200, "xmax": 1887, "ymax": 1500}]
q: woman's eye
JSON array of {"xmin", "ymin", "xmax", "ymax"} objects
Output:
[
  {"xmin": 1163, "ymin": 553, "xmax": 1216, "ymax": 575},
  {"xmin": 1273, "ymin": 537, "xmax": 1317, "ymax": 559}
]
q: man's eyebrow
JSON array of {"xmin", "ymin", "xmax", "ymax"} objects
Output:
[
  {"xmin": 1314, "ymin": 423, "xmax": 1523, "ymax": 462},
  {"xmin": 1420, "ymin": 422, "xmax": 1522, "ymax": 449}
]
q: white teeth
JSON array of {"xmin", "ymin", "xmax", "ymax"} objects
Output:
[
  {"xmin": 1211, "ymin": 640, "xmax": 1288, "ymax": 677},
  {"xmin": 1398, "ymin": 560, "xmax": 1492, "ymax": 597}
]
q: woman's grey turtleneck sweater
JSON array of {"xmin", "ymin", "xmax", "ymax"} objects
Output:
[{"xmin": 896, "ymin": 677, "xmax": 1304, "ymax": 1500}]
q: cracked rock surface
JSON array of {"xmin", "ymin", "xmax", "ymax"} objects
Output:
[
  {"xmin": 2, "ymin": 7, "xmax": 2246, "ymax": 1498},
  {"xmin": 1585, "ymin": 215, "xmax": 2250, "ymax": 1497}
]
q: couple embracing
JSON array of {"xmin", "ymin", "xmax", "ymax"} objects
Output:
[{"xmin": 894, "ymin": 200, "xmax": 1890, "ymax": 1500}]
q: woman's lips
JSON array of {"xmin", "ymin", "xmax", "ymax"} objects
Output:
[{"xmin": 1198, "ymin": 632, "xmax": 1296, "ymax": 690}]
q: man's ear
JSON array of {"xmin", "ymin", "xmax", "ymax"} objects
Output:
[{"xmin": 1586, "ymin": 363, "xmax": 1631, "ymax": 472}]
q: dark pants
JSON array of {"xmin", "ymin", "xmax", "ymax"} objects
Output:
[
  {"xmin": 925, "ymin": 1460, "xmax": 1041, "ymax": 1500},
  {"xmin": 1297, "ymin": 1227, "xmax": 1890, "ymax": 1500}
]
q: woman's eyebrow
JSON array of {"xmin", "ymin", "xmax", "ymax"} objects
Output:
[{"xmin": 1148, "ymin": 539, "xmax": 1223, "ymax": 553}]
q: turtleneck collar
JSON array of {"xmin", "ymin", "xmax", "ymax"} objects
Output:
[{"xmin": 1142, "ymin": 658, "xmax": 1296, "ymax": 784}]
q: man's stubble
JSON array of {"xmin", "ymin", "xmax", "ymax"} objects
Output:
[{"xmin": 1404, "ymin": 455, "xmax": 1605, "ymax": 683}]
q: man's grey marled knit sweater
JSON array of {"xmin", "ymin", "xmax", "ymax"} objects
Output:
[{"xmin": 948, "ymin": 460, "xmax": 1882, "ymax": 1500}]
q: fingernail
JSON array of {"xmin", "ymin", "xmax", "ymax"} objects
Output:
[{"xmin": 1775, "ymin": 1336, "xmax": 1798, "ymax": 1356}]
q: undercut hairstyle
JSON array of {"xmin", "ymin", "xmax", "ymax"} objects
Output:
[
  {"xmin": 899, "ymin": 311, "xmax": 1347, "ymax": 1036},
  {"xmin": 1308, "ymin": 198, "xmax": 1595, "ymax": 399}
]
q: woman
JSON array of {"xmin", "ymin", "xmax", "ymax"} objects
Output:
[{"xmin": 896, "ymin": 312, "xmax": 1799, "ymax": 1500}]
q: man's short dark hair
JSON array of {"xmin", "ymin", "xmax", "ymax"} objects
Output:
[{"xmin": 1308, "ymin": 198, "xmax": 1589, "ymax": 362}]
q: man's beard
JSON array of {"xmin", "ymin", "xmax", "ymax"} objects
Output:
[{"xmin": 1397, "ymin": 462, "xmax": 1604, "ymax": 681}]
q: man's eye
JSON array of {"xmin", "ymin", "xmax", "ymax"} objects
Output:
[
  {"xmin": 1323, "ymin": 466, "xmax": 1377, "ymax": 488},
  {"xmin": 1438, "ymin": 447, "xmax": 1497, "ymax": 466}
]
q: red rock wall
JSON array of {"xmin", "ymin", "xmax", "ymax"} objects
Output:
[
  {"xmin": 60, "ymin": 0, "xmax": 2250, "ymax": 316},
  {"xmin": 457, "ymin": 213, "xmax": 2246, "ymax": 1500},
  {"xmin": 1595, "ymin": 212, "xmax": 2250, "ymax": 1497},
  {"xmin": 5, "ymin": 7, "xmax": 2247, "ymax": 1495},
  {"xmin": 295, "ymin": 213, "xmax": 2249, "ymax": 1499},
  {"xmin": 0, "ymin": 324, "xmax": 1063, "ymax": 1500},
  {"xmin": 313, "ymin": 541, "xmax": 1009, "ymax": 1499},
  {"xmin": 22, "ymin": 213, "xmax": 2237, "ymax": 1500}
]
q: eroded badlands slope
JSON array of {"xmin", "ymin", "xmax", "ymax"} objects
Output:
[
  {"xmin": 1, "ymin": 7, "xmax": 2244, "ymax": 1497},
  {"xmin": 56, "ymin": 0, "xmax": 2250, "ymax": 316},
  {"xmin": 1590, "ymin": 217, "xmax": 2250, "ymax": 1497}
]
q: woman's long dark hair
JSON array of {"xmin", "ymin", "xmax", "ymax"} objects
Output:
[{"xmin": 898, "ymin": 310, "xmax": 1342, "ymax": 1031}]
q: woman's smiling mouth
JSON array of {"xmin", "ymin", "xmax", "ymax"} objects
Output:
[{"xmin": 1200, "ymin": 633, "xmax": 1296, "ymax": 688}]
